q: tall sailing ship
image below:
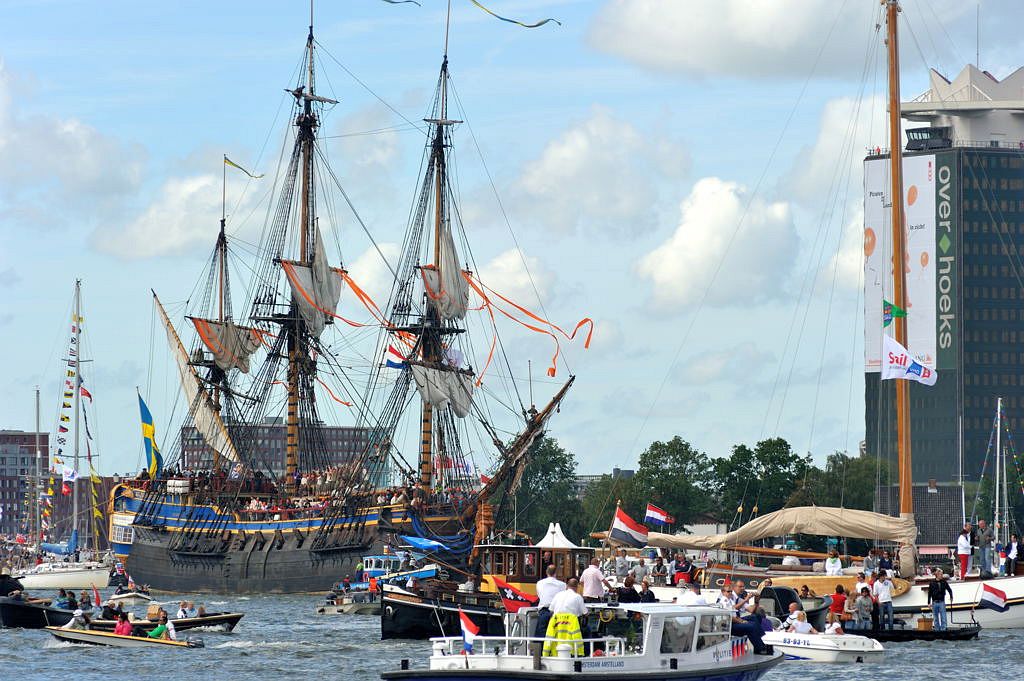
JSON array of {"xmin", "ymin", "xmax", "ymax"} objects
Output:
[{"xmin": 109, "ymin": 17, "xmax": 586, "ymax": 594}]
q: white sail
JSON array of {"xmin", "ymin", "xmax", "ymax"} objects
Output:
[
  {"xmin": 189, "ymin": 318, "xmax": 263, "ymax": 373},
  {"xmin": 410, "ymin": 365, "xmax": 474, "ymax": 418},
  {"xmin": 282, "ymin": 226, "xmax": 345, "ymax": 337},
  {"xmin": 155, "ymin": 294, "xmax": 241, "ymax": 464},
  {"xmin": 420, "ymin": 225, "xmax": 469, "ymax": 320}
]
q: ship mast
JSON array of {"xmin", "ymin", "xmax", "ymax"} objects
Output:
[
  {"xmin": 286, "ymin": 20, "xmax": 318, "ymax": 493},
  {"xmin": 72, "ymin": 279, "xmax": 82, "ymax": 542},
  {"xmin": 885, "ymin": 0, "xmax": 915, "ymax": 550}
]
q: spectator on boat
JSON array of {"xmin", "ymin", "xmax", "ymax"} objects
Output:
[
  {"xmin": 927, "ymin": 569, "xmax": 954, "ymax": 631},
  {"xmin": 798, "ymin": 584, "xmax": 816, "ymax": 599},
  {"xmin": 758, "ymin": 577, "xmax": 772, "ymax": 591},
  {"xmin": 580, "ymin": 558, "xmax": 609, "ymax": 603},
  {"xmin": 342, "ymin": 575, "xmax": 352, "ymax": 592},
  {"xmin": 677, "ymin": 584, "xmax": 706, "ymax": 606},
  {"xmin": 782, "ymin": 602, "xmax": 802, "ymax": 630},
  {"xmin": 853, "ymin": 572, "xmax": 869, "ymax": 596},
  {"xmin": 978, "ymin": 520, "xmax": 995, "ymax": 577},
  {"xmin": 878, "ymin": 550, "xmax": 894, "ymax": 576},
  {"xmin": 674, "ymin": 555, "xmax": 693, "ymax": 585},
  {"xmin": 852, "ymin": 587, "xmax": 873, "ymax": 631},
  {"xmin": 863, "ymin": 548, "xmax": 879, "ymax": 576},
  {"xmin": 614, "ymin": 549, "xmax": 629, "ymax": 581},
  {"xmin": 113, "ymin": 612, "xmax": 133, "ymax": 636},
  {"xmin": 78, "ymin": 590, "xmax": 90, "ymax": 607},
  {"xmin": 616, "ymin": 575, "xmax": 641, "ymax": 603},
  {"xmin": 629, "ymin": 557, "xmax": 650, "ymax": 584},
  {"xmin": 54, "ymin": 588, "xmax": 70, "ymax": 609},
  {"xmin": 651, "ymin": 557, "xmax": 668, "ymax": 586},
  {"xmin": 823, "ymin": 620, "xmax": 844, "ymax": 635},
  {"xmin": 535, "ymin": 565, "xmax": 567, "ymax": 638},
  {"xmin": 716, "ymin": 586, "xmax": 737, "ymax": 610},
  {"xmin": 186, "ymin": 602, "xmax": 198, "ymax": 618},
  {"xmin": 956, "ymin": 527, "xmax": 972, "ymax": 580},
  {"xmin": 101, "ymin": 600, "xmax": 123, "ymax": 620},
  {"xmin": 62, "ymin": 609, "xmax": 91, "ymax": 630},
  {"xmin": 66, "ymin": 592, "xmax": 78, "ymax": 611},
  {"xmin": 786, "ymin": 610, "xmax": 817, "ymax": 634},
  {"xmin": 175, "ymin": 601, "xmax": 189, "ymax": 619},
  {"xmin": 1006, "ymin": 534, "xmax": 1019, "ymax": 577},
  {"xmin": 545, "ymin": 579, "xmax": 586, "ymax": 657},
  {"xmin": 732, "ymin": 581, "xmax": 749, "ymax": 609},
  {"xmin": 355, "ymin": 560, "xmax": 365, "ymax": 582},
  {"xmin": 827, "ymin": 584, "xmax": 846, "ymax": 624},
  {"xmin": 873, "ymin": 573, "xmax": 895, "ymax": 630},
  {"xmin": 824, "ymin": 550, "xmax": 843, "ymax": 576},
  {"xmin": 639, "ymin": 580, "xmax": 657, "ymax": 603},
  {"xmin": 147, "ymin": 613, "xmax": 171, "ymax": 640},
  {"xmin": 196, "ymin": 604, "xmax": 207, "ymax": 617}
]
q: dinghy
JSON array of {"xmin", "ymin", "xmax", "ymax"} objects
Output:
[
  {"xmin": 45, "ymin": 627, "xmax": 204, "ymax": 648},
  {"xmin": 761, "ymin": 630, "xmax": 885, "ymax": 662}
]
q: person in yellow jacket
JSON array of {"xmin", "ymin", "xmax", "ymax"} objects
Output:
[{"xmin": 543, "ymin": 578, "xmax": 586, "ymax": 656}]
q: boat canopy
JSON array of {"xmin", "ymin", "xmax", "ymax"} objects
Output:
[
  {"xmin": 647, "ymin": 506, "xmax": 917, "ymax": 550},
  {"xmin": 535, "ymin": 522, "xmax": 579, "ymax": 549}
]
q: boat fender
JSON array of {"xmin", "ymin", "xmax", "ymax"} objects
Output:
[{"xmin": 385, "ymin": 605, "xmax": 395, "ymax": 619}]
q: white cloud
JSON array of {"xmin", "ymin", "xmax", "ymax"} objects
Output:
[
  {"xmin": 346, "ymin": 242, "xmax": 400, "ymax": 309},
  {"xmin": 512, "ymin": 106, "xmax": 687, "ymax": 235},
  {"xmin": 674, "ymin": 342, "xmax": 774, "ymax": 385},
  {"xmin": 0, "ymin": 59, "xmax": 144, "ymax": 218},
  {"xmin": 477, "ymin": 247, "xmax": 556, "ymax": 305},
  {"xmin": 637, "ymin": 177, "xmax": 798, "ymax": 307},
  {"xmin": 589, "ymin": 0, "xmax": 991, "ymax": 80},
  {"xmin": 333, "ymin": 103, "xmax": 400, "ymax": 174}
]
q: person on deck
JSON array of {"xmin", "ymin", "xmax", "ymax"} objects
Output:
[
  {"xmin": 873, "ymin": 573, "xmax": 895, "ymax": 630},
  {"xmin": 62, "ymin": 609, "xmax": 90, "ymax": 630},
  {"xmin": 101, "ymin": 600, "xmax": 123, "ymax": 620},
  {"xmin": 853, "ymin": 587, "xmax": 873, "ymax": 631},
  {"xmin": 639, "ymin": 580, "xmax": 658, "ymax": 603},
  {"xmin": 545, "ymin": 579, "xmax": 586, "ymax": 657},
  {"xmin": 113, "ymin": 611, "xmax": 133, "ymax": 636},
  {"xmin": 147, "ymin": 613, "xmax": 171, "ymax": 640},
  {"xmin": 782, "ymin": 602, "xmax": 802, "ymax": 630},
  {"xmin": 175, "ymin": 601, "xmax": 189, "ymax": 619},
  {"xmin": 614, "ymin": 549, "xmax": 629, "ymax": 581},
  {"xmin": 863, "ymin": 548, "xmax": 879, "ymax": 576},
  {"xmin": 927, "ymin": 569, "xmax": 954, "ymax": 631},
  {"xmin": 580, "ymin": 558, "xmax": 609, "ymax": 603},
  {"xmin": 535, "ymin": 565, "xmax": 567, "ymax": 639},
  {"xmin": 54, "ymin": 589, "xmax": 70, "ymax": 609},
  {"xmin": 827, "ymin": 584, "xmax": 847, "ymax": 624},
  {"xmin": 956, "ymin": 527, "xmax": 972, "ymax": 580},
  {"xmin": 629, "ymin": 558, "xmax": 650, "ymax": 585},
  {"xmin": 651, "ymin": 557, "xmax": 668, "ymax": 586},
  {"xmin": 824, "ymin": 550, "xmax": 843, "ymax": 576},
  {"xmin": 786, "ymin": 610, "xmax": 817, "ymax": 634},
  {"xmin": 1006, "ymin": 534, "xmax": 1020, "ymax": 577},
  {"xmin": 877, "ymin": 550, "xmax": 894, "ymax": 577},
  {"xmin": 677, "ymin": 584, "xmax": 706, "ymax": 606},
  {"xmin": 978, "ymin": 520, "xmax": 995, "ymax": 578},
  {"xmin": 616, "ymin": 575, "xmax": 641, "ymax": 603}
]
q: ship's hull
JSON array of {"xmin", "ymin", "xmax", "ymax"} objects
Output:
[{"xmin": 381, "ymin": 584, "xmax": 505, "ymax": 639}]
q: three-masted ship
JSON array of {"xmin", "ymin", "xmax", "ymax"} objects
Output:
[{"xmin": 109, "ymin": 18, "xmax": 582, "ymax": 594}]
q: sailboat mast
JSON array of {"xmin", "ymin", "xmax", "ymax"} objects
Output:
[
  {"xmin": 995, "ymin": 396, "xmax": 1002, "ymax": 541},
  {"xmin": 72, "ymin": 279, "xmax": 82, "ymax": 541},
  {"xmin": 286, "ymin": 24, "xmax": 317, "ymax": 493},
  {"xmin": 34, "ymin": 386, "xmax": 40, "ymax": 542},
  {"xmin": 885, "ymin": 0, "xmax": 913, "ymax": 517}
]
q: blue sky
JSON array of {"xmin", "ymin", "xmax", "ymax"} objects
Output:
[{"xmin": 2, "ymin": 0, "xmax": 1022, "ymax": 476}]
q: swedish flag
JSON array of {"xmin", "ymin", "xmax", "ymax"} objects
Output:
[{"xmin": 137, "ymin": 393, "xmax": 164, "ymax": 479}]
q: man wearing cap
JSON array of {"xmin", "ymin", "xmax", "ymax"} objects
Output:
[{"xmin": 61, "ymin": 608, "xmax": 91, "ymax": 630}]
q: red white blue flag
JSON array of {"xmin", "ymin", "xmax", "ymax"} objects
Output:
[
  {"xmin": 644, "ymin": 503, "xmax": 674, "ymax": 526},
  {"xmin": 979, "ymin": 583, "xmax": 1008, "ymax": 612},
  {"xmin": 609, "ymin": 507, "xmax": 648, "ymax": 548},
  {"xmin": 385, "ymin": 345, "xmax": 408, "ymax": 369},
  {"xmin": 459, "ymin": 607, "xmax": 480, "ymax": 653}
]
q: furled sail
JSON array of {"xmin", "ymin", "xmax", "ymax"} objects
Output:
[
  {"xmin": 155, "ymin": 293, "xmax": 241, "ymax": 464},
  {"xmin": 646, "ymin": 506, "xmax": 918, "ymax": 550},
  {"xmin": 189, "ymin": 318, "xmax": 264, "ymax": 373},
  {"xmin": 281, "ymin": 226, "xmax": 345, "ymax": 337},
  {"xmin": 410, "ymin": 364, "xmax": 474, "ymax": 418},
  {"xmin": 420, "ymin": 225, "xmax": 469, "ymax": 320}
]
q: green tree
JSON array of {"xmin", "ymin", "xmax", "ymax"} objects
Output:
[
  {"xmin": 579, "ymin": 473, "xmax": 640, "ymax": 543},
  {"xmin": 507, "ymin": 437, "xmax": 584, "ymax": 543},
  {"xmin": 710, "ymin": 438, "xmax": 811, "ymax": 525},
  {"xmin": 630, "ymin": 436, "xmax": 713, "ymax": 525}
]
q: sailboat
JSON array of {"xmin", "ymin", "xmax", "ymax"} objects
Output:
[
  {"xmin": 107, "ymin": 11, "xmax": 585, "ymax": 594},
  {"xmin": 649, "ymin": 0, "xmax": 1024, "ymax": 629},
  {"xmin": 15, "ymin": 280, "xmax": 111, "ymax": 591}
]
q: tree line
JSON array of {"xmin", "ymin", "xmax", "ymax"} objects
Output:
[{"xmin": 509, "ymin": 435, "xmax": 893, "ymax": 550}]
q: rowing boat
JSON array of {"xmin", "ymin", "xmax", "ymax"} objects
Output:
[{"xmin": 45, "ymin": 626, "xmax": 204, "ymax": 648}]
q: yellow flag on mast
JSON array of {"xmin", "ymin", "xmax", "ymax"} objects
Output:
[{"xmin": 224, "ymin": 156, "xmax": 263, "ymax": 179}]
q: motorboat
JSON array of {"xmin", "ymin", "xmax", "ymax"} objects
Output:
[
  {"xmin": 45, "ymin": 626, "xmax": 204, "ymax": 648},
  {"xmin": 761, "ymin": 630, "xmax": 884, "ymax": 663},
  {"xmin": 108, "ymin": 590, "xmax": 153, "ymax": 606},
  {"xmin": 13, "ymin": 562, "xmax": 110, "ymax": 590},
  {"xmin": 381, "ymin": 603, "xmax": 782, "ymax": 681},
  {"xmin": 90, "ymin": 611, "xmax": 244, "ymax": 633},
  {"xmin": 0, "ymin": 596, "xmax": 75, "ymax": 629},
  {"xmin": 316, "ymin": 590, "xmax": 379, "ymax": 615}
]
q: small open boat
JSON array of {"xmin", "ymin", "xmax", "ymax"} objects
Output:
[
  {"xmin": 90, "ymin": 611, "xmax": 244, "ymax": 633},
  {"xmin": 859, "ymin": 622, "xmax": 981, "ymax": 642},
  {"xmin": 0, "ymin": 597, "xmax": 75, "ymax": 629},
  {"xmin": 108, "ymin": 591, "xmax": 153, "ymax": 606},
  {"xmin": 761, "ymin": 631, "xmax": 885, "ymax": 662},
  {"xmin": 316, "ymin": 591, "xmax": 379, "ymax": 616},
  {"xmin": 45, "ymin": 626, "xmax": 204, "ymax": 648}
]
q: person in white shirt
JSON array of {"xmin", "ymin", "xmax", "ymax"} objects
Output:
[
  {"xmin": 716, "ymin": 587, "xmax": 737, "ymax": 610},
  {"xmin": 782, "ymin": 602, "xmax": 802, "ymax": 630},
  {"xmin": 677, "ymin": 584, "xmax": 707, "ymax": 606},
  {"xmin": 534, "ymin": 565, "xmax": 567, "ymax": 637},
  {"xmin": 786, "ymin": 610, "xmax": 817, "ymax": 634},
  {"xmin": 165, "ymin": 617, "xmax": 177, "ymax": 641},
  {"xmin": 1006, "ymin": 533, "xmax": 1020, "ymax": 576},
  {"xmin": 823, "ymin": 621, "xmax": 844, "ymax": 635},
  {"xmin": 872, "ymin": 575, "xmax": 894, "ymax": 630},
  {"xmin": 956, "ymin": 528, "xmax": 971, "ymax": 580},
  {"xmin": 629, "ymin": 558, "xmax": 650, "ymax": 584},
  {"xmin": 579, "ymin": 558, "xmax": 610, "ymax": 602},
  {"xmin": 175, "ymin": 601, "xmax": 189, "ymax": 619},
  {"xmin": 824, "ymin": 550, "xmax": 843, "ymax": 576},
  {"xmin": 853, "ymin": 572, "xmax": 869, "ymax": 597},
  {"xmin": 550, "ymin": 579, "xmax": 587, "ymax": 617}
]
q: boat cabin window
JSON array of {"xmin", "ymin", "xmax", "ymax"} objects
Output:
[
  {"xmin": 482, "ymin": 551, "xmax": 493, "ymax": 574},
  {"xmin": 524, "ymin": 552, "xmax": 537, "ymax": 578},
  {"xmin": 494, "ymin": 551, "xmax": 505, "ymax": 575},
  {"xmin": 695, "ymin": 614, "xmax": 732, "ymax": 650},
  {"xmin": 660, "ymin": 616, "xmax": 696, "ymax": 654},
  {"xmin": 507, "ymin": 552, "xmax": 518, "ymax": 576},
  {"xmin": 555, "ymin": 553, "xmax": 566, "ymax": 578},
  {"xmin": 573, "ymin": 551, "xmax": 589, "ymax": 577}
]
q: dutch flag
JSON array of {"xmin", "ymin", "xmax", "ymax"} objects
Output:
[
  {"xmin": 385, "ymin": 345, "xmax": 408, "ymax": 369},
  {"xmin": 609, "ymin": 507, "xmax": 648, "ymax": 548},
  {"xmin": 979, "ymin": 583, "xmax": 1009, "ymax": 613},
  {"xmin": 459, "ymin": 607, "xmax": 480, "ymax": 654},
  {"xmin": 644, "ymin": 503, "xmax": 674, "ymax": 526}
]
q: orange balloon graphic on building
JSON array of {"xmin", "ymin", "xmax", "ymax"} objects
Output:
[
  {"xmin": 920, "ymin": 251, "xmax": 929, "ymax": 268},
  {"xmin": 864, "ymin": 227, "xmax": 876, "ymax": 257},
  {"xmin": 907, "ymin": 185, "xmax": 918, "ymax": 206}
]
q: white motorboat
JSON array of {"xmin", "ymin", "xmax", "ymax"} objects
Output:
[
  {"xmin": 108, "ymin": 591, "xmax": 153, "ymax": 606},
  {"xmin": 761, "ymin": 631, "xmax": 884, "ymax": 663},
  {"xmin": 14, "ymin": 563, "xmax": 109, "ymax": 590},
  {"xmin": 315, "ymin": 590, "xmax": 379, "ymax": 615},
  {"xmin": 45, "ymin": 626, "xmax": 204, "ymax": 648},
  {"xmin": 382, "ymin": 603, "xmax": 782, "ymax": 681}
]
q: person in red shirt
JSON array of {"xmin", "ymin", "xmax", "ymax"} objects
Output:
[
  {"xmin": 113, "ymin": 612, "xmax": 134, "ymax": 636},
  {"xmin": 827, "ymin": 584, "xmax": 847, "ymax": 624}
]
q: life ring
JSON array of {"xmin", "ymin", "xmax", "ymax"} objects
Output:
[{"xmin": 599, "ymin": 609, "xmax": 615, "ymax": 623}]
